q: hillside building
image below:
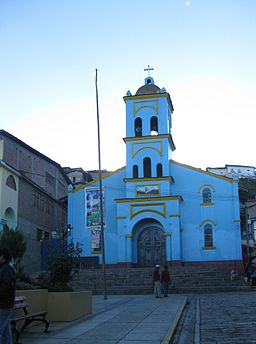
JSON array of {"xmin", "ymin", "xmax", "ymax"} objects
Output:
[{"xmin": 0, "ymin": 130, "xmax": 70, "ymax": 273}]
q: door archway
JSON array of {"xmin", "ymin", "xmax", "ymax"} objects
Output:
[{"xmin": 137, "ymin": 226, "xmax": 166, "ymax": 267}]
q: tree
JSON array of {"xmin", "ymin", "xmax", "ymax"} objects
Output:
[
  {"xmin": 0, "ymin": 228, "xmax": 26, "ymax": 264},
  {"xmin": 38, "ymin": 240, "xmax": 83, "ymax": 291}
]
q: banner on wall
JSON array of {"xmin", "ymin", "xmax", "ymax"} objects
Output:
[
  {"xmin": 91, "ymin": 227, "xmax": 101, "ymax": 249},
  {"xmin": 85, "ymin": 188, "xmax": 105, "ymax": 227}
]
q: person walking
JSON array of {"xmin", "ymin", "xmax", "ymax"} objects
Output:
[
  {"xmin": 153, "ymin": 264, "xmax": 161, "ymax": 298},
  {"xmin": 0, "ymin": 249, "xmax": 16, "ymax": 344},
  {"xmin": 161, "ymin": 265, "xmax": 170, "ymax": 297}
]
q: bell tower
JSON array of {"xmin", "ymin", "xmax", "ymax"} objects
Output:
[
  {"xmin": 115, "ymin": 71, "xmax": 182, "ymax": 266},
  {"xmin": 123, "ymin": 72, "xmax": 175, "ymax": 198}
]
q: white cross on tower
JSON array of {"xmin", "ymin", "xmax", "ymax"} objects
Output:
[{"xmin": 144, "ymin": 65, "xmax": 154, "ymax": 77}]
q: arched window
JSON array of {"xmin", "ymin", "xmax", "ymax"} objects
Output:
[
  {"xmin": 204, "ymin": 224, "xmax": 213, "ymax": 247},
  {"xmin": 150, "ymin": 116, "xmax": 158, "ymax": 135},
  {"xmin": 202, "ymin": 187, "xmax": 212, "ymax": 203},
  {"xmin": 135, "ymin": 117, "xmax": 142, "ymax": 137},
  {"xmin": 156, "ymin": 163, "xmax": 163, "ymax": 177},
  {"xmin": 143, "ymin": 157, "xmax": 151, "ymax": 178},
  {"xmin": 133, "ymin": 165, "xmax": 139, "ymax": 178},
  {"xmin": 6, "ymin": 175, "xmax": 16, "ymax": 190}
]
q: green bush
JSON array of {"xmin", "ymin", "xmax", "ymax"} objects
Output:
[
  {"xmin": 0, "ymin": 228, "xmax": 26, "ymax": 264},
  {"xmin": 37, "ymin": 240, "xmax": 82, "ymax": 292}
]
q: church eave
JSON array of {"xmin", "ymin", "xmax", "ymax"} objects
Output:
[
  {"xmin": 123, "ymin": 134, "xmax": 176, "ymax": 151},
  {"xmin": 171, "ymin": 160, "xmax": 238, "ymax": 183},
  {"xmin": 123, "ymin": 176, "xmax": 174, "ymax": 183},
  {"xmin": 123, "ymin": 93, "xmax": 174, "ymax": 112},
  {"xmin": 68, "ymin": 166, "xmax": 126, "ymax": 193},
  {"xmin": 115, "ymin": 195, "xmax": 183, "ymax": 203}
]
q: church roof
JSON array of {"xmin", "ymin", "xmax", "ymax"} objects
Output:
[
  {"xmin": 135, "ymin": 76, "xmax": 162, "ymax": 96},
  {"xmin": 135, "ymin": 83, "xmax": 161, "ymax": 95}
]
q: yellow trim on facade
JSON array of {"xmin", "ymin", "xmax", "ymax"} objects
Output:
[
  {"xmin": 91, "ymin": 251, "xmax": 102, "ymax": 254},
  {"xmin": 202, "ymin": 246, "xmax": 216, "ymax": 250},
  {"xmin": 130, "ymin": 202, "xmax": 166, "ymax": 219},
  {"xmin": 123, "ymin": 134, "xmax": 175, "ymax": 151},
  {"xmin": 171, "ymin": 160, "xmax": 238, "ymax": 183},
  {"xmin": 125, "ymin": 234, "xmax": 133, "ymax": 238},
  {"xmin": 164, "ymin": 232, "xmax": 172, "ymax": 236},
  {"xmin": 200, "ymin": 202, "xmax": 215, "ymax": 206},
  {"xmin": 168, "ymin": 214, "xmax": 180, "ymax": 217},
  {"xmin": 69, "ymin": 166, "xmax": 126, "ymax": 193},
  {"xmin": 116, "ymin": 196, "xmax": 182, "ymax": 203},
  {"xmin": 133, "ymin": 99, "xmax": 158, "ymax": 116},
  {"xmin": 233, "ymin": 219, "xmax": 241, "ymax": 223},
  {"xmin": 198, "ymin": 184, "xmax": 216, "ymax": 193},
  {"xmin": 116, "ymin": 216, "xmax": 127, "ymax": 219},
  {"xmin": 124, "ymin": 93, "xmax": 169, "ymax": 102},
  {"xmin": 200, "ymin": 220, "xmax": 217, "ymax": 227},
  {"xmin": 124, "ymin": 176, "xmax": 173, "ymax": 183},
  {"xmin": 132, "ymin": 140, "xmax": 162, "ymax": 158}
]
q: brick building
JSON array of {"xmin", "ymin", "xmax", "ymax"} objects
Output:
[{"xmin": 0, "ymin": 130, "xmax": 70, "ymax": 273}]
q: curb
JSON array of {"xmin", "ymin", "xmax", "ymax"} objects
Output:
[{"xmin": 161, "ymin": 297, "xmax": 187, "ymax": 344}]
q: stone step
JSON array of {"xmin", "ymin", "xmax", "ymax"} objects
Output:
[{"xmin": 71, "ymin": 266, "xmax": 246, "ymax": 295}]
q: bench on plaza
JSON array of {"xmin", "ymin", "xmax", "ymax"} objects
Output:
[{"xmin": 11, "ymin": 296, "xmax": 49, "ymax": 344}]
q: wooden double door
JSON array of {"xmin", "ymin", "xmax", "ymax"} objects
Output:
[{"xmin": 137, "ymin": 226, "xmax": 166, "ymax": 267}]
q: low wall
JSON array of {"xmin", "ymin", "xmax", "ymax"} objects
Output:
[
  {"xmin": 47, "ymin": 291, "xmax": 92, "ymax": 321},
  {"xmin": 16, "ymin": 289, "xmax": 92, "ymax": 322}
]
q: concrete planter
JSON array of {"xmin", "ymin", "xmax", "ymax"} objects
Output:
[
  {"xmin": 47, "ymin": 291, "xmax": 92, "ymax": 321},
  {"xmin": 15, "ymin": 289, "xmax": 48, "ymax": 328},
  {"xmin": 15, "ymin": 289, "xmax": 48, "ymax": 313}
]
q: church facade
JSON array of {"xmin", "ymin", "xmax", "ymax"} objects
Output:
[{"xmin": 68, "ymin": 76, "xmax": 242, "ymax": 269}]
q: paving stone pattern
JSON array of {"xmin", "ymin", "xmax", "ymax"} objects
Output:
[
  {"xmin": 200, "ymin": 292, "xmax": 256, "ymax": 344},
  {"xmin": 20, "ymin": 295, "xmax": 186, "ymax": 344}
]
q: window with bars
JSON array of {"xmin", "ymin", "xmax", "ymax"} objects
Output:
[
  {"xmin": 202, "ymin": 187, "xmax": 212, "ymax": 203},
  {"xmin": 204, "ymin": 224, "xmax": 213, "ymax": 247}
]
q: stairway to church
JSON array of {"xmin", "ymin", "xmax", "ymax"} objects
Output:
[{"xmin": 71, "ymin": 265, "xmax": 251, "ymax": 295}]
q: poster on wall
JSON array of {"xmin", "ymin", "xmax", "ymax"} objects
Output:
[
  {"xmin": 136, "ymin": 185, "xmax": 160, "ymax": 196},
  {"xmin": 91, "ymin": 227, "xmax": 101, "ymax": 250},
  {"xmin": 85, "ymin": 188, "xmax": 105, "ymax": 227}
]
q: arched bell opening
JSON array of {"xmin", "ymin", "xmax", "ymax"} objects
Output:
[
  {"xmin": 150, "ymin": 116, "xmax": 158, "ymax": 136},
  {"xmin": 134, "ymin": 117, "xmax": 142, "ymax": 137}
]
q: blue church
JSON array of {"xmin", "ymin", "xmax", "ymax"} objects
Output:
[{"xmin": 68, "ymin": 75, "xmax": 242, "ymax": 270}]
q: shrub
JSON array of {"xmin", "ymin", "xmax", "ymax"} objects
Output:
[
  {"xmin": 0, "ymin": 228, "xmax": 26, "ymax": 265},
  {"xmin": 37, "ymin": 240, "xmax": 82, "ymax": 292}
]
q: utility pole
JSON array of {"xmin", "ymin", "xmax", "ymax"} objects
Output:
[
  {"xmin": 245, "ymin": 204, "xmax": 250, "ymax": 268},
  {"xmin": 95, "ymin": 68, "xmax": 107, "ymax": 300}
]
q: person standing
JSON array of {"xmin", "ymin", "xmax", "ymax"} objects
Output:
[
  {"xmin": 153, "ymin": 264, "xmax": 161, "ymax": 298},
  {"xmin": 161, "ymin": 265, "xmax": 170, "ymax": 297},
  {"xmin": 0, "ymin": 249, "xmax": 16, "ymax": 344}
]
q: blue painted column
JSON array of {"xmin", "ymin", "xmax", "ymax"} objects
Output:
[
  {"xmin": 164, "ymin": 232, "xmax": 172, "ymax": 262},
  {"xmin": 170, "ymin": 216, "xmax": 181, "ymax": 263},
  {"xmin": 125, "ymin": 234, "xmax": 132, "ymax": 264}
]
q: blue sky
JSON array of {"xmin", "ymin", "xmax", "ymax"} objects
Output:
[{"xmin": 1, "ymin": 0, "xmax": 256, "ymax": 171}]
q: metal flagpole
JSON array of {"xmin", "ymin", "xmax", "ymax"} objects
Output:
[{"xmin": 95, "ymin": 68, "xmax": 107, "ymax": 300}]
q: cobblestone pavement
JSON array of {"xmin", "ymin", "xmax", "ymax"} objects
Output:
[{"xmin": 173, "ymin": 292, "xmax": 256, "ymax": 344}]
